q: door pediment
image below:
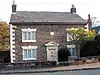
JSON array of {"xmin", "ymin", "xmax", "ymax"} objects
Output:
[
  {"xmin": 45, "ymin": 41, "xmax": 59, "ymax": 46},
  {"xmin": 45, "ymin": 41, "xmax": 59, "ymax": 64}
]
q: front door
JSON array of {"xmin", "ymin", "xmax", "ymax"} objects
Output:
[
  {"xmin": 47, "ymin": 48, "xmax": 57, "ymax": 61},
  {"xmin": 45, "ymin": 41, "xmax": 59, "ymax": 64}
]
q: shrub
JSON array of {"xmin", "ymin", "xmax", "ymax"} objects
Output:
[
  {"xmin": 58, "ymin": 47, "xmax": 70, "ymax": 62},
  {"xmin": 94, "ymin": 34, "xmax": 100, "ymax": 41}
]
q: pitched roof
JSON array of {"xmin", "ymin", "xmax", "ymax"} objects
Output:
[{"xmin": 10, "ymin": 11, "xmax": 86, "ymax": 24}]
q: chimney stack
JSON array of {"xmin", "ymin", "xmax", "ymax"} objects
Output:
[
  {"xmin": 70, "ymin": 4, "xmax": 76, "ymax": 14},
  {"xmin": 87, "ymin": 14, "xmax": 92, "ymax": 30},
  {"xmin": 12, "ymin": 0, "xmax": 16, "ymax": 13}
]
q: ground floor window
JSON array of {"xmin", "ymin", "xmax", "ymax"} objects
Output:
[
  {"xmin": 67, "ymin": 45, "xmax": 76, "ymax": 57},
  {"xmin": 70, "ymin": 48, "xmax": 76, "ymax": 56},
  {"xmin": 22, "ymin": 46, "xmax": 37, "ymax": 60}
]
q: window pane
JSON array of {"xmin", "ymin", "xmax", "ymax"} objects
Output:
[
  {"xmin": 28, "ymin": 32, "xmax": 31, "ymax": 40},
  {"xmin": 23, "ymin": 48, "xmax": 36, "ymax": 59},
  {"xmin": 31, "ymin": 32, "xmax": 36, "ymax": 40},
  {"xmin": 72, "ymin": 48, "xmax": 76, "ymax": 56},
  {"xmin": 23, "ymin": 32, "xmax": 27, "ymax": 40},
  {"xmin": 28, "ymin": 49, "xmax": 31, "ymax": 58},
  {"xmin": 24, "ymin": 49, "xmax": 27, "ymax": 58},
  {"xmin": 31, "ymin": 49, "xmax": 36, "ymax": 58}
]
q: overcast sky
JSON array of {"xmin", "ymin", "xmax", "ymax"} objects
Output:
[{"xmin": 0, "ymin": 0, "xmax": 100, "ymax": 23}]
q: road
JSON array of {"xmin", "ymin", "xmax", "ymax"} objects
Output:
[{"xmin": 4, "ymin": 69, "xmax": 100, "ymax": 75}]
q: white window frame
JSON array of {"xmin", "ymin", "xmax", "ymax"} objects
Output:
[
  {"xmin": 67, "ymin": 32, "xmax": 73, "ymax": 41},
  {"xmin": 22, "ymin": 28, "xmax": 37, "ymax": 42},
  {"xmin": 66, "ymin": 28, "xmax": 79, "ymax": 42},
  {"xmin": 22, "ymin": 46, "xmax": 37, "ymax": 60},
  {"xmin": 70, "ymin": 47, "xmax": 76, "ymax": 56},
  {"xmin": 67, "ymin": 44, "xmax": 76, "ymax": 57}
]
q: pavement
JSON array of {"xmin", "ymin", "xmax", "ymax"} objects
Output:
[{"xmin": 0, "ymin": 62, "xmax": 100, "ymax": 74}]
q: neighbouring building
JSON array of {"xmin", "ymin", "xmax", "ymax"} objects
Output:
[
  {"xmin": 9, "ymin": 2, "xmax": 87, "ymax": 65},
  {"xmin": 93, "ymin": 26, "xmax": 100, "ymax": 34}
]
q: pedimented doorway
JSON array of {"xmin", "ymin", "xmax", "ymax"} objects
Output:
[{"xmin": 45, "ymin": 41, "xmax": 59, "ymax": 65}]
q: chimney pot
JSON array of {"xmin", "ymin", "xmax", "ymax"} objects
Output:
[
  {"xmin": 12, "ymin": 0, "xmax": 16, "ymax": 13},
  {"xmin": 70, "ymin": 4, "xmax": 76, "ymax": 14},
  {"xmin": 87, "ymin": 14, "xmax": 92, "ymax": 30}
]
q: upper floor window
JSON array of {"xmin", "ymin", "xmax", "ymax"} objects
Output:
[
  {"xmin": 66, "ymin": 28, "xmax": 78, "ymax": 41},
  {"xmin": 22, "ymin": 28, "xmax": 37, "ymax": 42}
]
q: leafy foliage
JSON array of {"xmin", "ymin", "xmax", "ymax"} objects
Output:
[
  {"xmin": 94, "ymin": 34, "xmax": 100, "ymax": 41},
  {"xmin": 80, "ymin": 41, "xmax": 99, "ymax": 57},
  {"xmin": 68, "ymin": 28, "xmax": 95, "ymax": 41},
  {"xmin": 68, "ymin": 28, "xmax": 96, "ymax": 57},
  {"xmin": 80, "ymin": 30, "xmax": 96, "ymax": 41},
  {"xmin": 68, "ymin": 28, "xmax": 85, "ymax": 41},
  {"xmin": 0, "ymin": 22, "xmax": 9, "ymax": 51},
  {"xmin": 79, "ymin": 29, "xmax": 100, "ymax": 57}
]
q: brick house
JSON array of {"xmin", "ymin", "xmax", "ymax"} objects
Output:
[{"xmin": 9, "ymin": 2, "xmax": 87, "ymax": 65}]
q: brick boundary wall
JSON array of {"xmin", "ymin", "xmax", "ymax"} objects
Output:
[{"xmin": 0, "ymin": 61, "xmax": 56, "ymax": 70}]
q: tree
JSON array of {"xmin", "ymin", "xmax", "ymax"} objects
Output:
[
  {"xmin": 0, "ymin": 22, "xmax": 9, "ymax": 51},
  {"xmin": 68, "ymin": 28, "xmax": 95, "ymax": 41},
  {"xmin": 80, "ymin": 30, "xmax": 95, "ymax": 41},
  {"xmin": 68, "ymin": 28, "xmax": 85, "ymax": 41},
  {"xmin": 67, "ymin": 28, "xmax": 95, "ymax": 58}
]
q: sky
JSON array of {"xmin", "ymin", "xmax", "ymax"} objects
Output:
[{"xmin": 0, "ymin": 0, "xmax": 100, "ymax": 24}]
